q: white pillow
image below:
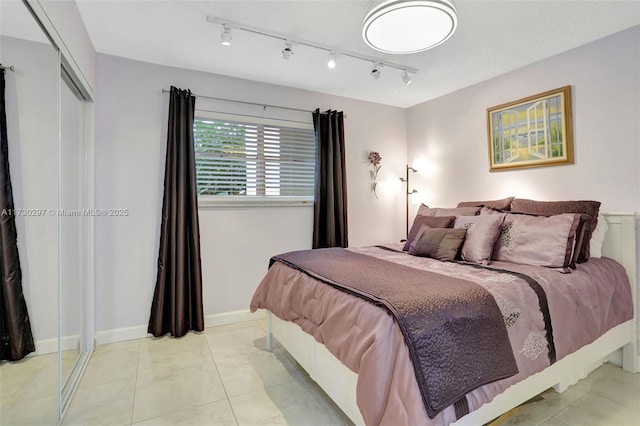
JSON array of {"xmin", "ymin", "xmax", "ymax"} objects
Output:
[{"xmin": 589, "ymin": 214, "xmax": 608, "ymax": 258}]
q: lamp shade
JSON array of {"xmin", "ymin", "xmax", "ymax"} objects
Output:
[{"xmin": 362, "ymin": 0, "xmax": 457, "ymax": 54}]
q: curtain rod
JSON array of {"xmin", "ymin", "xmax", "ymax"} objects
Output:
[
  {"xmin": 161, "ymin": 89, "xmax": 346, "ymax": 118},
  {"xmin": 161, "ymin": 89, "xmax": 311, "ymax": 113},
  {"xmin": 1, "ymin": 65, "xmax": 15, "ymax": 72}
]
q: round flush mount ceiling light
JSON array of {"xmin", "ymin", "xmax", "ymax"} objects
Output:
[{"xmin": 362, "ymin": 0, "xmax": 457, "ymax": 54}]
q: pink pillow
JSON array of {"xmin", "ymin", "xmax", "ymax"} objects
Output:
[
  {"xmin": 454, "ymin": 214, "xmax": 505, "ymax": 265},
  {"xmin": 492, "ymin": 213, "xmax": 582, "ymax": 270},
  {"xmin": 510, "ymin": 199, "xmax": 600, "ymax": 262}
]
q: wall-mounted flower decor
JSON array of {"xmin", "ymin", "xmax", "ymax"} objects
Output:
[{"xmin": 369, "ymin": 151, "xmax": 382, "ymax": 199}]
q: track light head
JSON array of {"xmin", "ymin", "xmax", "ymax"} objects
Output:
[
  {"xmin": 282, "ymin": 44, "xmax": 293, "ymax": 60},
  {"xmin": 327, "ymin": 53, "xmax": 337, "ymax": 69},
  {"xmin": 221, "ymin": 24, "xmax": 232, "ymax": 46},
  {"xmin": 371, "ymin": 63, "xmax": 382, "ymax": 80},
  {"xmin": 401, "ymin": 70, "xmax": 412, "ymax": 85}
]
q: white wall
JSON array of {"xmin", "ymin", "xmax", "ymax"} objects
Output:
[
  {"xmin": 407, "ymin": 26, "xmax": 639, "ymax": 213},
  {"xmin": 94, "ymin": 54, "xmax": 406, "ymax": 337}
]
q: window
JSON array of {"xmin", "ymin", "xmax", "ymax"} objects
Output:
[{"xmin": 193, "ymin": 116, "xmax": 316, "ymax": 205}]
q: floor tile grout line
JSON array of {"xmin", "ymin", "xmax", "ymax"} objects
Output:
[
  {"xmin": 128, "ymin": 337, "xmax": 142, "ymax": 426},
  {"xmin": 59, "ymin": 339, "xmax": 141, "ymax": 425},
  {"xmin": 131, "ymin": 332, "xmax": 217, "ymax": 424},
  {"xmin": 129, "ymin": 325, "xmax": 258, "ymax": 424},
  {"xmin": 127, "ymin": 326, "xmax": 243, "ymax": 425},
  {"xmin": 204, "ymin": 322, "xmax": 307, "ymax": 401},
  {"xmin": 205, "ymin": 327, "xmax": 241, "ymax": 426},
  {"xmin": 587, "ymin": 386, "xmax": 640, "ymax": 412},
  {"xmin": 546, "ymin": 391, "xmax": 593, "ymax": 425}
]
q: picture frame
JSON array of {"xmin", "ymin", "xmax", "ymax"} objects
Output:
[{"xmin": 487, "ymin": 85, "xmax": 573, "ymax": 171}]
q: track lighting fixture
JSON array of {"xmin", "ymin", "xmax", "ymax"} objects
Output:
[
  {"xmin": 282, "ymin": 41, "xmax": 294, "ymax": 60},
  {"xmin": 221, "ymin": 24, "xmax": 232, "ymax": 46},
  {"xmin": 401, "ymin": 71, "xmax": 413, "ymax": 86},
  {"xmin": 371, "ymin": 63, "xmax": 382, "ymax": 79},
  {"xmin": 327, "ymin": 53, "xmax": 337, "ymax": 69},
  {"xmin": 206, "ymin": 16, "xmax": 419, "ymax": 85}
]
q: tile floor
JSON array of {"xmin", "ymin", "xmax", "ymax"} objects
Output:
[
  {"xmin": 0, "ymin": 349, "xmax": 79, "ymax": 425},
  {"xmin": 2, "ymin": 319, "xmax": 639, "ymax": 425}
]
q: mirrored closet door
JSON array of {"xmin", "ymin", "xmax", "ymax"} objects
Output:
[
  {"xmin": 0, "ymin": 1, "xmax": 91, "ymax": 423},
  {"xmin": 0, "ymin": 1, "xmax": 61, "ymax": 424}
]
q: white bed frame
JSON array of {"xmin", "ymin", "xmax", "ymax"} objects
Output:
[{"xmin": 266, "ymin": 213, "xmax": 637, "ymax": 425}]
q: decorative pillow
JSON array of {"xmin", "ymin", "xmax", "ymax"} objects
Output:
[
  {"xmin": 417, "ymin": 204, "xmax": 481, "ymax": 217},
  {"xmin": 482, "ymin": 207, "xmax": 587, "ymax": 269},
  {"xmin": 589, "ymin": 214, "xmax": 608, "ymax": 258},
  {"xmin": 510, "ymin": 199, "xmax": 601, "ymax": 262},
  {"xmin": 454, "ymin": 214, "xmax": 505, "ymax": 265},
  {"xmin": 404, "ymin": 215, "xmax": 456, "ymax": 251},
  {"xmin": 492, "ymin": 213, "xmax": 583, "ymax": 270},
  {"xmin": 457, "ymin": 197, "xmax": 514, "ymax": 211},
  {"xmin": 480, "ymin": 206, "xmax": 509, "ymax": 216},
  {"xmin": 568, "ymin": 214, "xmax": 593, "ymax": 268},
  {"xmin": 409, "ymin": 227, "xmax": 467, "ymax": 261}
]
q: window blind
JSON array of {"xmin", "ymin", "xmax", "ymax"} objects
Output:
[{"xmin": 193, "ymin": 117, "xmax": 316, "ymax": 204}]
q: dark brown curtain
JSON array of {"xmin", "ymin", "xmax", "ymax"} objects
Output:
[
  {"xmin": 312, "ymin": 109, "xmax": 348, "ymax": 249},
  {"xmin": 148, "ymin": 86, "xmax": 204, "ymax": 338},
  {"xmin": 0, "ymin": 66, "xmax": 35, "ymax": 360}
]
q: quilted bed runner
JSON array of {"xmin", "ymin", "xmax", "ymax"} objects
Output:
[{"xmin": 271, "ymin": 248, "xmax": 519, "ymax": 418}]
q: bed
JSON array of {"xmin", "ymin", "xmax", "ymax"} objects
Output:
[{"xmin": 250, "ymin": 208, "xmax": 637, "ymax": 426}]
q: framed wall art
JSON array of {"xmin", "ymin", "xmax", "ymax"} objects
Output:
[{"xmin": 487, "ymin": 85, "xmax": 573, "ymax": 171}]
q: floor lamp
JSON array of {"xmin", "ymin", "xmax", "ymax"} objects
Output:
[{"xmin": 400, "ymin": 164, "xmax": 418, "ymax": 238}]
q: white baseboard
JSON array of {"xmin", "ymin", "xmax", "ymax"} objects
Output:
[
  {"xmin": 31, "ymin": 337, "xmax": 58, "ymax": 356},
  {"xmin": 94, "ymin": 309, "xmax": 266, "ymax": 346},
  {"xmin": 94, "ymin": 324, "xmax": 149, "ymax": 346},
  {"xmin": 28, "ymin": 334, "xmax": 80, "ymax": 357},
  {"xmin": 204, "ymin": 308, "xmax": 266, "ymax": 328}
]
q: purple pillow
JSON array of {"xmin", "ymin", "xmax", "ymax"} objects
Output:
[
  {"xmin": 454, "ymin": 214, "xmax": 505, "ymax": 265},
  {"xmin": 404, "ymin": 215, "xmax": 456, "ymax": 251},
  {"xmin": 492, "ymin": 213, "xmax": 583, "ymax": 270},
  {"xmin": 409, "ymin": 227, "xmax": 467, "ymax": 261},
  {"xmin": 568, "ymin": 214, "xmax": 593, "ymax": 268},
  {"xmin": 457, "ymin": 197, "xmax": 514, "ymax": 211},
  {"xmin": 417, "ymin": 204, "xmax": 481, "ymax": 217},
  {"xmin": 510, "ymin": 199, "xmax": 600, "ymax": 262}
]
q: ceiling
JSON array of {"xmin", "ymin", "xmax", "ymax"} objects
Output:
[{"xmin": 5, "ymin": 1, "xmax": 640, "ymax": 107}]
